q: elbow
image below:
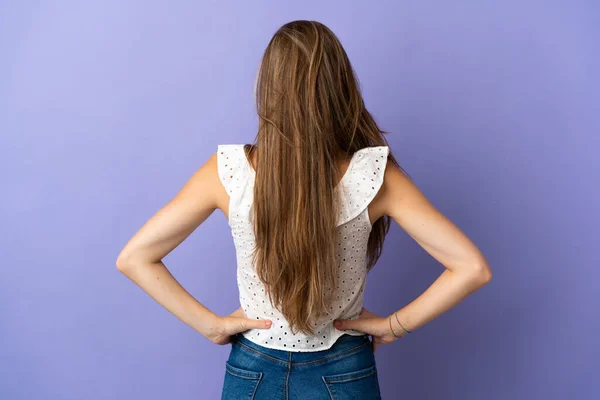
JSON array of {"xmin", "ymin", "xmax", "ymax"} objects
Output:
[
  {"xmin": 473, "ymin": 262, "xmax": 492, "ymax": 286},
  {"xmin": 116, "ymin": 252, "xmax": 136, "ymax": 272},
  {"xmin": 451, "ymin": 254, "xmax": 492, "ymax": 285},
  {"xmin": 116, "ymin": 250, "xmax": 156, "ymax": 272}
]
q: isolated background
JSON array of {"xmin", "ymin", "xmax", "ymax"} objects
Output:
[{"xmin": 1, "ymin": 1, "xmax": 598, "ymax": 399}]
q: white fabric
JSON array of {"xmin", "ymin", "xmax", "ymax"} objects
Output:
[{"xmin": 217, "ymin": 144, "xmax": 390, "ymax": 351}]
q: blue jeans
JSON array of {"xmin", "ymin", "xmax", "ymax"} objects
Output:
[{"xmin": 221, "ymin": 332, "xmax": 382, "ymax": 399}]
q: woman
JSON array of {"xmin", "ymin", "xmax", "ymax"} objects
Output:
[{"xmin": 116, "ymin": 20, "xmax": 492, "ymax": 400}]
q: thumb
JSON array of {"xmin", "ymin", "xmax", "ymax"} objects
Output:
[
  {"xmin": 240, "ymin": 318, "xmax": 272, "ymax": 330},
  {"xmin": 333, "ymin": 317, "xmax": 365, "ymax": 333}
]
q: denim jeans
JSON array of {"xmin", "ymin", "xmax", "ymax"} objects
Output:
[{"xmin": 221, "ymin": 332, "xmax": 382, "ymax": 399}]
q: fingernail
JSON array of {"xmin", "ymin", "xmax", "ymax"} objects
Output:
[{"xmin": 265, "ymin": 320, "xmax": 271, "ymax": 327}]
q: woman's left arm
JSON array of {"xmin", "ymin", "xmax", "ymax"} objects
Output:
[{"xmin": 115, "ymin": 152, "xmax": 272, "ymax": 344}]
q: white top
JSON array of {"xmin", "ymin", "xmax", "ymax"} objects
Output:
[{"xmin": 217, "ymin": 144, "xmax": 390, "ymax": 352}]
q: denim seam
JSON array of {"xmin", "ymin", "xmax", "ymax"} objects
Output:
[
  {"xmin": 285, "ymin": 351, "xmax": 291, "ymax": 400},
  {"xmin": 251, "ymin": 373, "xmax": 262, "ymax": 400},
  {"xmin": 323, "ymin": 376, "xmax": 335, "ymax": 399},
  {"xmin": 235, "ymin": 341, "xmax": 290, "ymax": 366},
  {"xmin": 323, "ymin": 367, "xmax": 376, "ymax": 383},
  {"xmin": 225, "ymin": 368, "xmax": 262, "ymax": 380}
]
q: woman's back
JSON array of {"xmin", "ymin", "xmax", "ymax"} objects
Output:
[{"xmin": 218, "ymin": 143, "xmax": 389, "ymax": 351}]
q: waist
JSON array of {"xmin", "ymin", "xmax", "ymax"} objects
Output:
[{"xmin": 232, "ymin": 331, "xmax": 371, "ymax": 363}]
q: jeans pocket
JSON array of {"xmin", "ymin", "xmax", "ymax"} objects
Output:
[
  {"xmin": 221, "ymin": 361, "xmax": 263, "ymax": 400},
  {"xmin": 322, "ymin": 365, "xmax": 381, "ymax": 400}
]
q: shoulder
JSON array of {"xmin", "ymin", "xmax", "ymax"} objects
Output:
[
  {"xmin": 187, "ymin": 149, "xmax": 221, "ymax": 197},
  {"xmin": 215, "ymin": 144, "xmax": 251, "ymax": 196},
  {"xmin": 189, "ymin": 144, "xmax": 245, "ymax": 199},
  {"xmin": 379, "ymin": 159, "xmax": 435, "ymax": 225}
]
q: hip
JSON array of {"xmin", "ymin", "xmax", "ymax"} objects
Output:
[{"xmin": 221, "ymin": 333, "xmax": 381, "ymax": 399}]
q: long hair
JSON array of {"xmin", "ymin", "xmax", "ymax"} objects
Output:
[{"xmin": 244, "ymin": 20, "xmax": 405, "ymax": 335}]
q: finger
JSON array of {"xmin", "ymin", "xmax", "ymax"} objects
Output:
[
  {"xmin": 333, "ymin": 318, "xmax": 367, "ymax": 333},
  {"xmin": 369, "ymin": 336, "xmax": 377, "ymax": 354},
  {"xmin": 241, "ymin": 318, "xmax": 272, "ymax": 330}
]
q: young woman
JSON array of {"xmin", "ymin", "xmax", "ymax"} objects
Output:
[{"xmin": 116, "ymin": 20, "xmax": 492, "ymax": 400}]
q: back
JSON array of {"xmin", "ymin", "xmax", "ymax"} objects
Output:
[{"xmin": 217, "ymin": 144, "xmax": 389, "ymax": 352}]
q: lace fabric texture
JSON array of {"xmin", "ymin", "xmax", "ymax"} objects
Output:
[{"xmin": 217, "ymin": 144, "xmax": 389, "ymax": 352}]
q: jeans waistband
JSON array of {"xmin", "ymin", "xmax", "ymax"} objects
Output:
[{"xmin": 233, "ymin": 332, "xmax": 371, "ymax": 365}]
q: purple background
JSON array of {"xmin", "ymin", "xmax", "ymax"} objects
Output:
[{"xmin": 1, "ymin": 1, "xmax": 598, "ymax": 399}]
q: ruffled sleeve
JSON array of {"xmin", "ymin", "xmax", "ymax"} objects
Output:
[
  {"xmin": 217, "ymin": 144, "xmax": 249, "ymax": 197},
  {"xmin": 335, "ymin": 146, "xmax": 390, "ymax": 226}
]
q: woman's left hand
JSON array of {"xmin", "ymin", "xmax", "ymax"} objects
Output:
[{"xmin": 207, "ymin": 306, "xmax": 273, "ymax": 345}]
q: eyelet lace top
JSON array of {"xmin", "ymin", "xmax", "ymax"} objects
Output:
[{"xmin": 217, "ymin": 144, "xmax": 390, "ymax": 352}]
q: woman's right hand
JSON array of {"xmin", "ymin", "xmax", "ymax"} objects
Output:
[{"xmin": 333, "ymin": 306, "xmax": 404, "ymax": 353}]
